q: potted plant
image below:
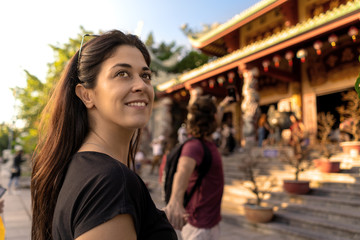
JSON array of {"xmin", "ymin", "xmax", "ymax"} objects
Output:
[
  {"xmin": 337, "ymin": 90, "xmax": 360, "ymax": 156},
  {"xmin": 238, "ymin": 151, "xmax": 276, "ymax": 223},
  {"xmin": 280, "ymin": 138, "xmax": 313, "ymax": 195},
  {"xmin": 313, "ymin": 112, "xmax": 340, "ymax": 173}
]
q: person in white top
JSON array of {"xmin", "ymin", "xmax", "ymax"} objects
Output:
[
  {"xmin": 177, "ymin": 123, "xmax": 188, "ymax": 144},
  {"xmin": 150, "ymin": 136, "xmax": 164, "ymax": 174}
]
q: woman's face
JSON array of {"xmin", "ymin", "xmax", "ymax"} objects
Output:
[{"xmin": 90, "ymin": 45, "xmax": 154, "ymax": 130}]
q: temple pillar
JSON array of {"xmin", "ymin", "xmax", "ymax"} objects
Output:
[{"xmin": 240, "ymin": 66, "xmax": 260, "ymax": 148}]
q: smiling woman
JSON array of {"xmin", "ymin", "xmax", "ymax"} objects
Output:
[{"xmin": 31, "ymin": 30, "xmax": 177, "ymax": 240}]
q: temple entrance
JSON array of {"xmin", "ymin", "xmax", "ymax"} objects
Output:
[{"xmin": 316, "ymin": 88, "xmax": 353, "ymax": 129}]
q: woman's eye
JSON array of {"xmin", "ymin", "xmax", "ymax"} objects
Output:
[
  {"xmin": 141, "ymin": 73, "xmax": 152, "ymax": 80},
  {"xmin": 116, "ymin": 71, "xmax": 129, "ymax": 78}
]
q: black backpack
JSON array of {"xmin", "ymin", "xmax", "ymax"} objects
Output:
[{"xmin": 163, "ymin": 137, "xmax": 212, "ymax": 207}]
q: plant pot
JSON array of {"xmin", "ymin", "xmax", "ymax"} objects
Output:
[
  {"xmin": 283, "ymin": 180, "xmax": 310, "ymax": 194},
  {"xmin": 340, "ymin": 141, "xmax": 360, "ymax": 157},
  {"xmin": 313, "ymin": 159, "xmax": 341, "ymax": 173},
  {"xmin": 244, "ymin": 204, "xmax": 274, "ymax": 223}
]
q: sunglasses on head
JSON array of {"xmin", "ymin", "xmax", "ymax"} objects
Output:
[{"xmin": 77, "ymin": 33, "xmax": 99, "ymax": 68}]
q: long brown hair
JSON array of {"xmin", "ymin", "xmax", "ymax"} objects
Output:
[{"xmin": 31, "ymin": 30, "xmax": 151, "ymax": 240}]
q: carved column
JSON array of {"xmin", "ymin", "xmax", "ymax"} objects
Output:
[{"xmin": 240, "ymin": 67, "xmax": 260, "ymax": 148}]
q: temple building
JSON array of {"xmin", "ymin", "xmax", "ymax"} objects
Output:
[{"xmin": 153, "ymin": 0, "xmax": 360, "ymax": 147}]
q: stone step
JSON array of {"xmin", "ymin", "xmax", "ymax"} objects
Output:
[
  {"xmin": 270, "ymin": 192, "xmax": 360, "ymax": 210},
  {"xmin": 223, "ymin": 184, "xmax": 360, "ymax": 229},
  {"xmin": 313, "ymin": 181, "xmax": 360, "ymax": 190},
  {"xmin": 294, "ymin": 170, "xmax": 359, "ymax": 183},
  {"xmin": 224, "ymin": 166, "xmax": 295, "ymax": 179},
  {"xmin": 221, "ymin": 211, "xmax": 353, "ymax": 240},
  {"xmin": 267, "ymin": 199, "xmax": 360, "ymax": 225},
  {"xmin": 221, "ymin": 201, "xmax": 244, "ymax": 215},
  {"xmin": 221, "ymin": 158, "xmax": 282, "ymax": 166},
  {"xmin": 275, "ymin": 211, "xmax": 360, "ymax": 239},
  {"xmin": 219, "ymin": 215, "xmax": 288, "ymax": 240},
  {"xmin": 223, "ymin": 192, "xmax": 360, "ymax": 227},
  {"xmin": 311, "ymin": 186, "xmax": 360, "ymax": 199},
  {"xmin": 225, "ymin": 170, "xmax": 302, "ymax": 185}
]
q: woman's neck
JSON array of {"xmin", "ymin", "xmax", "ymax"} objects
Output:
[{"xmin": 80, "ymin": 127, "xmax": 134, "ymax": 165}]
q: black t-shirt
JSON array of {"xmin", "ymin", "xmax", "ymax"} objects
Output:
[{"xmin": 52, "ymin": 152, "xmax": 177, "ymax": 240}]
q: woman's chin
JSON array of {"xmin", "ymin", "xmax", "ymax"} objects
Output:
[{"xmin": 125, "ymin": 120, "xmax": 149, "ymax": 129}]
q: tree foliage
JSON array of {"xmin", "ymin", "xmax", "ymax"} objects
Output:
[
  {"xmin": 173, "ymin": 50, "xmax": 209, "ymax": 73},
  {"xmin": 15, "ymin": 26, "xmax": 92, "ymax": 152},
  {"xmin": 0, "ymin": 123, "xmax": 21, "ymax": 155},
  {"xmin": 0, "ymin": 123, "xmax": 10, "ymax": 154},
  {"xmin": 144, "ymin": 32, "xmax": 209, "ymax": 74}
]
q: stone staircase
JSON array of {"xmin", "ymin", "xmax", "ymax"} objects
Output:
[
  {"xmin": 221, "ymin": 147, "xmax": 360, "ymax": 240},
  {"xmin": 139, "ymin": 162, "xmax": 286, "ymax": 239}
]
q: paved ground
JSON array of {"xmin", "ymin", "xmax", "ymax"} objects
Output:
[
  {"xmin": 0, "ymin": 162, "xmax": 31, "ymax": 240},
  {"xmin": 0, "ymin": 161, "xmax": 280, "ymax": 240}
]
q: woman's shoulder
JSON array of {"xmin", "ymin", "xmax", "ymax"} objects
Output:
[
  {"xmin": 183, "ymin": 137, "xmax": 203, "ymax": 150},
  {"xmin": 73, "ymin": 151, "xmax": 123, "ymax": 166},
  {"xmin": 69, "ymin": 152, "xmax": 131, "ymax": 180}
]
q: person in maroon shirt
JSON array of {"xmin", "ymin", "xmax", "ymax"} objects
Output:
[{"xmin": 165, "ymin": 95, "xmax": 232, "ymax": 240}]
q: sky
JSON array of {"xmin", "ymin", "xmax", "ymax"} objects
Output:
[{"xmin": 0, "ymin": 0, "xmax": 259, "ymax": 125}]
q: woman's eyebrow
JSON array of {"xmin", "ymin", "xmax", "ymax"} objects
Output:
[
  {"xmin": 111, "ymin": 63, "xmax": 151, "ymax": 72},
  {"xmin": 111, "ymin": 63, "xmax": 132, "ymax": 69}
]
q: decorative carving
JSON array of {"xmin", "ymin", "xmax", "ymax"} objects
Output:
[
  {"xmin": 329, "ymin": 0, "xmax": 340, "ymax": 10},
  {"xmin": 313, "ymin": 5, "xmax": 324, "ymax": 16},
  {"xmin": 241, "ymin": 68, "xmax": 260, "ymax": 147},
  {"xmin": 307, "ymin": 60, "xmax": 327, "ymax": 86},
  {"xmin": 326, "ymin": 55, "xmax": 338, "ymax": 68},
  {"xmin": 307, "ymin": 43, "xmax": 359, "ymax": 86},
  {"xmin": 307, "ymin": 0, "xmax": 351, "ymax": 19},
  {"xmin": 341, "ymin": 47, "xmax": 354, "ymax": 62}
]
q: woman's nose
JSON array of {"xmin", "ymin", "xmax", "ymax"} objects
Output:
[{"xmin": 132, "ymin": 75, "xmax": 147, "ymax": 92}]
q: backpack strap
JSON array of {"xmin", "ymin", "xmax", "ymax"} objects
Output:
[
  {"xmin": 164, "ymin": 137, "xmax": 197, "ymax": 204},
  {"xmin": 183, "ymin": 139, "xmax": 212, "ymax": 207}
]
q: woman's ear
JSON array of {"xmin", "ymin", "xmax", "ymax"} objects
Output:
[{"xmin": 75, "ymin": 84, "xmax": 94, "ymax": 109}]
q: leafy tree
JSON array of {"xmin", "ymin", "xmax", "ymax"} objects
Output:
[
  {"xmin": 144, "ymin": 32, "xmax": 209, "ymax": 75},
  {"xmin": 0, "ymin": 123, "xmax": 21, "ymax": 154},
  {"xmin": 14, "ymin": 26, "xmax": 92, "ymax": 152},
  {"xmin": 172, "ymin": 50, "xmax": 209, "ymax": 73},
  {"xmin": 0, "ymin": 123, "xmax": 10, "ymax": 153},
  {"xmin": 145, "ymin": 32, "xmax": 155, "ymax": 48}
]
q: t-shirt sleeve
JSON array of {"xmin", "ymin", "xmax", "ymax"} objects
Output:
[
  {"xmin": 73, "ymin": 165, "xmax": 137, "ymax": 238},
  {"xmin": 181, "ymin": 139, "xmax": 204, "ymax": 165}
]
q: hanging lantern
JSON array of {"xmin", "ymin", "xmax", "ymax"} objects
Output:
[
  {"xmin": 217, "ymin": 76, "xmax": 225, "ymax": 87},
  {"xmin": 209, "ymin": 78, "xmax": 215, "ymax": 88},
  {"xmin": 313, "ymin": 40, "xmax": 323, "ymax": 55},
  {"xmin": 273, "ymin": 55, "xmax": 281, "ymax": 68},
  {"xmin": 285, "ymin": 51, "xmax": 294, "ymax": 67},
  {"xmin": 262, "ymin": 59, "xmax": 271, "ymax": 72},
  {"xmin": 180, "ymin": 90, "xmax": 187, "ymax": 97},
  {"xmin": 296, "ymin": 49, "xmax": 307, "ymax": 63},
  {"xmin": 227, "ymin": 72, "xmax": 235, "ymax": 83},
  {"xmin": 328, "ymin": 34, "xmax": 338, "ymax": 48},
  {"xmin": 348, "ymin": 26, "xmax": 358, "ymax": 42}
]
